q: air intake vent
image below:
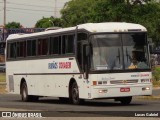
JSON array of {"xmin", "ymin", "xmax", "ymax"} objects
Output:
[{"xmin": 110, "ymin": 79, "xmax": 138, "ymax": 84}]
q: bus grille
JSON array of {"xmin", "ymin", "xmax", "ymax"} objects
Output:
[{"xmin": 110, "ymin": 79, "xmax": 138, "ymax": 84}]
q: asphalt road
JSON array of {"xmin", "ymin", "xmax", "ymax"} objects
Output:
[
  {"xmin": 0, "ymin": 92, "xmax": 160, "ymax": 117},
  {"xmin": 0, "ymin": 88, "xmax": 158, "ymax": 118},
  {"xmin": 152, "ymin": 87, "xmax": 160, "ymax": 96}
]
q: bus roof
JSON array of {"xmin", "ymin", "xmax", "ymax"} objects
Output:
[{"xmin": 7, "ymin": 22, "xmax": 147, "ymax": 41}]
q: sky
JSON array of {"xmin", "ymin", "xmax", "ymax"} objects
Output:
[{"xmin": 0, "ymin": 0, "xmax": 70, "ymax": 27}]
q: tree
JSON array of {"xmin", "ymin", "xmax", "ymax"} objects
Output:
[
  {"xmin": 61, "ymin": 0, "xmax": 160, "ymax": 45},
  {"xmin": 5, "ymin": 22, "xmax": 21, "ymax": 28},
  {"xmin": 35, "ymin": 17, "xmax": 63, "ymax": 28},
  {"xmin": 131, "ymin": 0, "xmax": 151, "ymax": 5},
  {"xmin": 61, "ymin": 0, "xmax": 131, "ymax": 26},
  {"xmin": 129, "ymin": 3, "xmax": 160, "ymax": 45},
  {"xmin": 61, "ymin": 0, "xmax": 98, "ymax": 27}
]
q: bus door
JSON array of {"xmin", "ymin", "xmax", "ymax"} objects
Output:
[
  {"xmin": 78, "ymin": 41, "xmax": 89, "ymax": 79},
  {"xmin": 83, "ymin": 42, "xmax": 92, "ymax": 95},
  {"xmin": 82, "ymin": 43, "xmax": 90, "ymax": 79}
]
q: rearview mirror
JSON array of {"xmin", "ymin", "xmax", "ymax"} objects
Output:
[
  {"xmin": 85, "ymin": 45, "xmax": 90, "ymax": 56},
  {"xmin": 148, "ymin": 38, "xmax": 153, "ymax": 54}
]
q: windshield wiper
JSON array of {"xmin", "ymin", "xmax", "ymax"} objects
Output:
[
  {"xmin": 117, "ymin": 48, "xmax": 120, "ymax": 63},
  {"xmin": 110, "ymin": 48, "xmax": 121, "ymax": 70},
  {"xmin": 126, "ymin": 48, "xmax": 132, "ymax": 62}
]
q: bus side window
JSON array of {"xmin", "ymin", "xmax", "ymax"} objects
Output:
[
  {"xmin": 62, "ymin": 36, "xmax": 66, "ymax": 54},
  {"xmin": 66, "ymin": 35, "xmax": 74, "ymax": 54},
  {"xmin": 17, "ymin": 41, "xmax": 26, "ymax": 58},
  {"xmin": 27, "ymin": 40, "xmax": 37, "ymax": 56},
  {"xmin": 38, "ymin": 38, "xmax": 48, "ymax": 56},
  {"xmin": 50, "ymin": 36, "xmax": 61, "ymax": 55},
  {"xmin": 62, "ymin": 34, "xmax": 74, "ymax": 54},
  {"xmin": 8, "ymin": 42, "xmax": 17, "ymax": 59}
]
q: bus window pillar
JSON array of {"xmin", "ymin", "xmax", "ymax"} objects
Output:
[{"xmin": 83, "ymin": 44, "xmax": 90, "ymax": 79}]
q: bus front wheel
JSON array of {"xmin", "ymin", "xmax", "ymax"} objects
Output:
[
  {"xmin": 115, "ymin": 96, "xmax": 132, "ymax": 105},
  {"xmin": 70, "ymin": 82, "xmax": 83, "ymax": 105}
]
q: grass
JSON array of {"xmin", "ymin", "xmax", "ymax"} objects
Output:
[
  {"xmin": 0, "ymin": 73, "xmax": 6, "ymax": 82},
  {"xmin": 152, "ymin": 66, "xmax": 160, "ymax": 87},
  {"xmin": 152, "ymin": 80, "xmax": 160, "ymax": 87},
  {"xmin": 0, "ymin": 85, "xmax": 6, "ymax": 94},
  {"xmin": 0, "ymin": 73, "xmax": 6, "ymax": 93},
  {"xmin": 137, "ymin": 95, "xmax": 160, "ymax": 100}
]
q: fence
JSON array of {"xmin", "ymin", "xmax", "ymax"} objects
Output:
[
  {"xmin": 0, "ymin": 28, "xmax": 45, "ymax": 55},
  {"xmin": 0, "ymin": 28, "xmax": 45, "ymax": 42}
]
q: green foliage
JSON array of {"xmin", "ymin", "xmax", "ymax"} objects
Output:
[
  {"xmin": 60, "ymin": 0, "xmax": 160, "ymax": 44},
  {"xmin": 5, "ymin": 22, "xmax": 21, "ymax": 28},
  {"xmin": 35, "ymin": 17, "xmax": 63, "ymax": 28},
  {"xmin": 152, "ymin": 67, "xmax": 160, "ymax": 81},
  {"xmin": 61, "ymin": 0, "xmax": 132, "ymax": 26},
  {"xmin": 61, "ymin": 0, "xmax": 98, "ymax": 27},
  {"xmin": 152, "ymin": 79, "xmax": 160, "ymax": 87}
]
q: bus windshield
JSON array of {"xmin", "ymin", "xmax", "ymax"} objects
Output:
[{"xmin": 90, "ymin": 33, "xmax": 150, "ymax": 71}]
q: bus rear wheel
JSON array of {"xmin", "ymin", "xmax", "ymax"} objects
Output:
[
  {"xmin": 21, "ymin": 82, "xmax": 30, "ymax": 102},
  {"xmin": 21, "ymin": 82, "xmax": 39, "ymax": 102}
]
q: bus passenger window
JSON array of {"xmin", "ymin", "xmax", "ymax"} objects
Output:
[
  {"xmin": 50, "ymin": 36, "xmax": 61, "ymax": 55},
  {"xmin": 8, "ymin": 42, "xmax": 17, "ymax": 59},
  {"xmin": 66, "ymin": 35, "xmax": 74, "ymax": 54},
  {"xmin": 27, "ymin": 40, "xmax": 37, "ymax": 56},
  {"xmin": 17, "ymin": 41, "xmax": 26, "ymax": 57},
  {"xmin": 62, "ymin": 36, "xmax": 66, "ymax": 54},
  {"xmin": 38, "ymin": 38, "xmax": 48, "ymax": 55},
  {"xmin": 62, "ymin": 34, "xmax": 74, "ymax": 54}
]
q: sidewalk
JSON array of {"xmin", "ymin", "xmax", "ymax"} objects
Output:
[
  {"xmin": 0, "ymin": 82, "xmax": 6, "ymax": 85},
  {"xmin": 153, "ymin": 87, "xmax": 160, "ymax": 90},
  {"xmin": 0, "ymin": 82, "xmax": 7, "ymax": 94},
  {"xmin": 0, "ymin": 107, "xmax": 28, "ymax": 111}
]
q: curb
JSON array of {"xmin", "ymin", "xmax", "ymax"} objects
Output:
[
  {"xmin": 0, "ymin": 82, "xmax": 6, "ymax": 85},
  {"xmin": 136, "ymin": 95, "xmax": 160, "ymax": 100},
  {"xmin": 153, "ymin": 87, "xmax": 160, "ymax": 90}
]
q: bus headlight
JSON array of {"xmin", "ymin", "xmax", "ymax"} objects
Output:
[
  {"xmin": 142, "ymin": 87, "xmax": 150, "ymax": 91},
  {"xmin": 99, "ymin": 89, "xmax": 108, "ymax": 93}
]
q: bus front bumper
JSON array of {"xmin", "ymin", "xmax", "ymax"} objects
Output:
[{"xmin": 90, "ymin": 84, "xmax": 152, "ymax": 99}]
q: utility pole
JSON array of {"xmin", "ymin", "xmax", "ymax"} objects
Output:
[
  {"xmin": 2, "ymin": 0, "xmax": 6, "ymax": 41},
  {"xmin": 3, "ymin": 0, "xmax": 6, "ymax": 27},
  {"xmin": 54, "ymin": 0, "xmax": 57, "ymax": 18}
]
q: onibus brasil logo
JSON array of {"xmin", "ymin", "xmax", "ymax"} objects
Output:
[{"xmin": 2, "ymin": 112, "xmax": 42, "ymax": 118}]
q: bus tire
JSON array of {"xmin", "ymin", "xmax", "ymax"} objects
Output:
[
  {"xmin": 70, "ymin": 82, "xmax": 82, "ymax": 105},
  {"xmin": 118, "ymin": 96, "xmax": 132, "ymax": 105},
  {"xmin": 21, "ymin": 82, "xmax": 31, "ymax": 102},
  {"xmin": 30, "ymin": 96, "xmax": 39, "ymax": 102},
  {"xmin": 59, "ymin": 97, "xmax": 69, "ymax": 103}
]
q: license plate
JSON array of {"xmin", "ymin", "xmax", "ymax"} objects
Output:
[{"xmin": 120, "ymin": 88, "xmax": 130, "ymax": 92}]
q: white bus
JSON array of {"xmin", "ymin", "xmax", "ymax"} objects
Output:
[{"xmin": 6, "ymin": 22, "xmax": 152, "ymax": 105}]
